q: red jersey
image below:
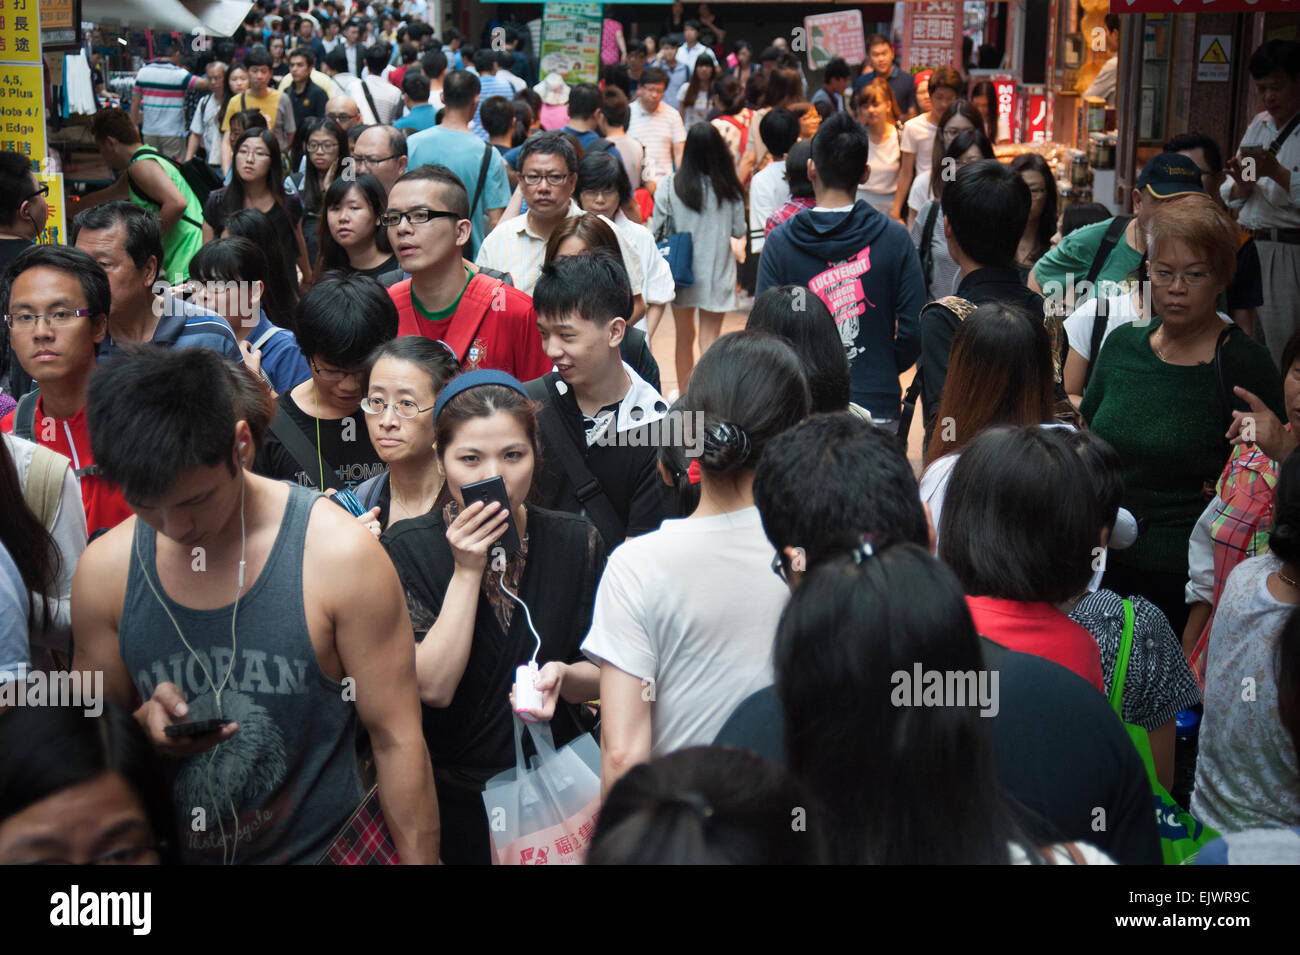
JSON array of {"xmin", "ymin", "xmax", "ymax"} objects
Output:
[
  {"xmin": 966, "ymin": 596, "xmax": 1105, "ymax": 692},
  {"xmin": 1, "ymin": 397, "xmax": 135, "ymax": 536},
  {"xmin": 390, "ymin": 273, "xmax": 552, "ymax": 380}
]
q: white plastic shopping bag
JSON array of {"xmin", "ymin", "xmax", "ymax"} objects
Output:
[{"xmin": 482, "ymin": 715, "xmax": 602, "ymax": 865}]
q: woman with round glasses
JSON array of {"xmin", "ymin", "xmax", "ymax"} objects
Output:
[
  {"xmin": 354, "ymin": 337, "xmax": 461, "ymax": 535},
  {"xmin": 1082, "ymin": 195, "xmax": 1284, "ymax": 632}
]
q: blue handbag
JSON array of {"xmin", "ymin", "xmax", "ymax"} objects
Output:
[{"xmin": 655, "ymin": 181, "xmax": 695, "ymax": 288}]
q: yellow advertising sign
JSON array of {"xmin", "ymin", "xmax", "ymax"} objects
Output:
[
  {"xmin": 0, "ymin": 0, "xmax": 41, "ymax": 62},
  {"xmin": 0, "ymin": 65, "xmax": 44, "ymax": 166},
  {"xmin": 35, "ymin": 170, "xmax": 63, "ymax": 244},
  {"xmin": 39, "ymin": 0, "xmax": 71, "ymax": 30}
]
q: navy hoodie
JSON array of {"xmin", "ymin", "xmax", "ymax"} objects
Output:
[{"xmin": 757, "ymin": 201, "xmax": 925, "ymax": 420}]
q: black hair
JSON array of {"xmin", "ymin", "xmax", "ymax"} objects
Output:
[
  {"xmin": 1270, "ymin": 452, "xmax": 1300, "ymax": 566},
  {"xmin": 365, "ymin": 334, "xmax": 460, "ymax": 394},
  {"xmin": 758, "ymin": 45, "xmax": 782, "ymax": 65},
  {"xmin": 940, "ymin": 426, "xmax": 1100, "ymax": 603},
  {"xmin": 0, "ymin": 151, "xmax": 36, "ymax": 228},
  {"xmin": 713, "ymin": 74, "xmax": 746, "ymax": 115},
  {"xmin": 683, "ymin": 331, "xmax": 809, "ymax": 476},
  {"xmin": 662, "ymin": 32, "xmax": 684, "ymax": 48},
  {"xmin": 289, "ymin": 46, "xmax": 315, "ymax": 67},
  {"xmin": 223, "ymin": 208, "xmax": 299, "ymax": 327},
  {"xmin": 758, "ymin": 108, "xmax": 799, "ymax": 159},
  {"xmin": 785, "ymin": 141, "xmax": 814, "ymax": 199},
  {"xmin": 479, "ymin": 95, "xmax": 514, "ymax": 138},
  {"xmin": 394, "ymin": 164, "xmax": 471, "ymax": 220},
  {"xmin": 2, "ymin": 244, "xmax": 111, "ymax": 329},
  {"xmin": 88, "ymin": 344, "xmax": 241, "ymax": 501},
  {"xmin": 587, "ymin": 746, "xmax": 823, "ymax": 865},
  {"xmin": 295, "ymin": 271, "xmax": 398, "ymax": 367},
  {"xmin": 364, "ymin": 42, "xmax": 389, "ymax": 75},
  {"xmin": 1060, "ymin": 201, "xmax": 1110, "ymax": 239},
  {"xmin": 324, "ymin": 47, "xmax": 348, "ymax": 74},
  {"xmin": 244, "ymin": 46, "xmax": 272, "ymax": 69},
  {"xmin": 746, "ymin": 285, "xmax": 849, "ymax": 414},
  {"xmin": 941, "ymin": 158, "xmax": 1030, "ymax": 269},
  {"xmin": 823, "ymin": 57, "xmax": 851, "ymax": 83},
  {"xmin": 290, "ymin": 117, "xmax": 348, "ymax": 213},
  {"xmin": 71, "ymin": 201, "xmax": 164, "ymax": 286},
  {"xmin": 1104, "ymin": 13, "xmax": 1120, "ymax": 34},
  {"xmin": 776, "ymin": 545, "xmax": 1028, "ymax": 864},
  {"xmin": 810, "ymin": 111, "xmax": 868, "ymax": 193},
  {"xmin": 421, "ymin": 48, "xmax": 448, "ymax": 80},
  {"xmin": 471, "ymin": 48, "xmax": 496, "ymax": 74},
  {"xmin": 1164, "ymin": 132, "xmax": 1224, "ymax": 174},
  {"xmin": 224, "ymin": 128, "xmax": 289, "ymax": 224},
  {"xmin": 754, "ymin": 413, "xmax": 925, "ymax": 569},
  {"xmin": 577, "ymin": 149, "xmax": 633, "ymax": 207},
  {"xmin": 402, "ymin": 70, "xmax": 430, "ymax": 103},
  {"xmin": 1062, "ymin": 428, "xmax": 1125, "ymax": 539},
  {"xmin": 657, "ymin": 397, "xmax": 701, "ymax": 518},
  {"xmin": 188, "ymin": 235, "xmax": 285, "ymax": 328},
  {"xmin": 1009, "ymin": 151, "xmax": 1057, "ymax": 265},
  {"xmin": 317, "ymin": 171, "xmax": 393, "ymax": 274},
  {"xmin": 229, "ymin": 108, "xmax": 268, "ymax": 137},
  {"xmin": 568, "ymin": 81, "xmax": 601, "ymax": 120},
  {"xmin": 0, "ymin": 702, "xmax": 178, "ymax": 864},
  {"xmin": 442, "ymin": 69, "xmax": 480, "ymax": 110},
  {"xmin": 640, "ymin": 65, "xmax": 669, "ymax": 88},
  {"xmin": 519, "ymin": 129, "xmax": 579, "ymax": 174},
  {"xmin": 602, "ymin": 63, "xmax": 631, "ymax": 97},
  {"xmin": 1249, "ymin": 39, "xmax": 1300, "ymax": 80},
  {"xmin": 534, "ymin": 248, "xmax": 633, "ymax": 326},
  {"xmin": 675, "ymin": 123, "xmax": 744, "ymax": 212}
]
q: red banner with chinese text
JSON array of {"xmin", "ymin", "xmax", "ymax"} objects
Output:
[{"xmin": 900, "ymin": 1, "xmax": 964, "ymax": 73}]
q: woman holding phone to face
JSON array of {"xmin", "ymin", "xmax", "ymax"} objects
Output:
[{"xmin": 380, "ymin": 370, "xmax": 606, "ymax": 865}]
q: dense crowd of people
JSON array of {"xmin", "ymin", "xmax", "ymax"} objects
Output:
[{"xmin": 0, "ymin": 3, "xmax": 1299, "ymax": 867}]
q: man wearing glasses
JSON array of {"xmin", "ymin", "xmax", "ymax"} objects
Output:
[
  {"xmin": 384, "ymin": 166, "xmax": 550, "ymax": 380},
  {"xmin": 254, "ymin": 273, "xmax": 397, "ymax": 491},
  {"xmin": 475, "ymin": 132, "xmax": 643, "ymax": 298},
  {"xmin": 353, "ymin": 125, "xmax": 408, "ymax": 194},
  {"xmin": 324, "ymin": 96, "xmax": 368, "ymax": 132},
  {"xmin": 0, "ymin": 245, "xmax": 134, "ymax": 537},
  {"xmin": 323, "ymin": 50, "xmax": 378, "ymax": 125},
  {"xmin": 408, "ymin": 70, "xmax": 510, "ymax": 255}
]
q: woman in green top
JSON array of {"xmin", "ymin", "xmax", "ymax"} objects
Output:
[{"xmin": 1081, "ymin": 195, "xmax": 1284, "ymax": 634}]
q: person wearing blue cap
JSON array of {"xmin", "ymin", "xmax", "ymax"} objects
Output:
[{"xmin": 381, "ymin": 367, "xmax": 606, "ymax": 865}]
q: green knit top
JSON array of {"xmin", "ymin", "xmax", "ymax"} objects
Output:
[{"xmin": 1080, "ymin": 318, "xmax": 1283, "ymax": 576}]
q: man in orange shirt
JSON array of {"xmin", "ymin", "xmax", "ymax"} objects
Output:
[{"xmin": 1, "ymin": 245, "xmax": 133, "ymax": 537}]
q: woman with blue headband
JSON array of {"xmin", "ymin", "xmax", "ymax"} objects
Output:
[{"xmin": 381, "ymin": 369, "xmax": 606, "ymax": 865}]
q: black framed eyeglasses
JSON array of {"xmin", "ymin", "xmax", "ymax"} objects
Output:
[
  {"xmin": 23, "ymin": 182, "xmax": 48, "ymax": 203},
  {"xmin": 353, "ymin": 153, "xmax": 398, "ymax": 167},
  {"xmin": 379, "ymin": 208, "xmax": 461, "ymax": 227},
  {"xmin": 311, "ymin": 358, "xmax": 366, "ymax": 384}
]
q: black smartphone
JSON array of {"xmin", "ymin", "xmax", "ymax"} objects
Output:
[
  {"xmin": 164, "ymin": 719, "xmax": 233, "ymax": 739},
  {"xmin": 460, "ymin": 475, "xmax": 521, "ymax": 554}
]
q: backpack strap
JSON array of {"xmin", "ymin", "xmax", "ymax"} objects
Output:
[
  {"xmin": 919, "ymin": 201, "xmax": 941, "ymax": 290},
  {"xmin": 523, "ymin": 376, "xmax": 626, "ymax": 550},
  {"xmin": 1268, "ymin": 109, "xmax": 1300, "ymax": 154},
  {"xmin": 14, "ymin": 388, "xmax": 39, "ymax": 441},
  {"xmin": 251, "ymin": 325, "xmax": 280, "ymax": 352},
  {"xmin": 359, "ymin": 77, "xmax": 381, "ymax": 124},
  {"xmin": 1084, "ymin": 215, "xmax": 1132, "ymax": 292},
  {"xmin": 23, "ymin": 443, "xmax": 72, "ymax": 531},
  {"xmin": 127, "ymin": 147, "xmax": 204, "ymax": 229},
  {"xmin": 1108, "ymin": 598, "xmax": 1135, "ymax": 717},
  {"xmin": 267, "ymin": 406, "xmax": 344, "ymax": 492}
]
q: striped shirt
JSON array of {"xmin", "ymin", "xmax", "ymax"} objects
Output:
[
  {"xmin": 136, "ymin": 62, "xmax": 200, "ymax": 138},
  {"xmin": 628, "ymin": 101, "xmax": 686, "ymax": 185},
  {"xmin": 98, "ymin": 295, "xmax": 242, "ymax": 364}
]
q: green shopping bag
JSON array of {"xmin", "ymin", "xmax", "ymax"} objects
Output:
[{"xmin": 1110, "ymin": 599, "xmax": 1219, "ymax": 865}]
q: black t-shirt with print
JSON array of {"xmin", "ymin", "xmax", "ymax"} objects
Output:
[{"xmin": 254, "ymin": 391, "xmax": 387, "ymax": 490}]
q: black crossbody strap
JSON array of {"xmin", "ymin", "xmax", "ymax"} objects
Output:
[
  {"xmin": 919, "ymin": 201, "xmax": 941, "ymax": 289},
  {"xmin": 523, "ymin": 377, "xmax": 624, "ymax": 549},
  {"xmin": 127, "ymin": 147, "xmax": 204, "ymax": 228},
  {"xmin": 1269, "ymin": 111, "xmax": 1300, "ymax": 154},
  {"xmin": 1085, "ymin": 215, "xmax": 1132, "ymax": 290},
  {"xmin": 268, "ymin": 407, "xmax": 344, "ymax": 492}
]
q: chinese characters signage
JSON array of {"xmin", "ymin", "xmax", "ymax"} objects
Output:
[
  {"xmin": 0, "ymin": 0, "xmax": 40, "ymax": 63},
  {"xmin": 539, "ymin": 2, "xmax": 601, "ymax": 84},
  {"xmin": 900, "ymin": 2, "xmax": 963, "ymax": 73},
  {"xmin": 35, "ymin": 170, "xmax": 63, "ymax": 244},
  {"xmin": 0, "ymin": 66, "xmax": 45, "ymax": 166},
  {"xmin": 803, "ymin": 11, "xmax": 867, "ymax": 70}
]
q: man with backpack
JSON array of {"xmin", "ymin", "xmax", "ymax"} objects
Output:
[{"xmin": 80, "ymin": 108, "xmax": 206, "ymax": 284}]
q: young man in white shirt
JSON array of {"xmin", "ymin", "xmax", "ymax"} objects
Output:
[
  {"xmin": 627, "ymin": 66, "xmax": 685, "ymax": 194},
  {"xmin": 748, "ymin": 109, "xmax": 800, "ymax": 255},
  {"xmin": 893, "ymin": 66, "xmax": 961, "ymax": 226}
]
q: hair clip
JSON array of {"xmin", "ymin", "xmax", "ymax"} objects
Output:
[
  {"xmin": 671, "ymin": 791, "xmax": 715, "ymax": 821},
  {"xmin": 851, "ymin": 534, "xmax": 878, "ymax": 564},
  {"xmin": 702, "ymin": 421, "xmax": 751, "ymax": 466},
  {"xmin": 687, "ymin": 458, "xmax": 701, "ymax": 484}
]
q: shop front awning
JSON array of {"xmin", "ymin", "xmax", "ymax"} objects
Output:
[{"xmin": 80, "ymin": 0, "xmax": 254, "ymax": 37}]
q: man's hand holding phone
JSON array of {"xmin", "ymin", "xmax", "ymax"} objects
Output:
[{"xmin": 136, "ymin": 682, "xmax": 239, "ymax": 757}]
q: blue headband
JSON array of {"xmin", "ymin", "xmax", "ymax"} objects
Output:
[{"xmin": 433, "ymin": 368, "xmax": 530, "ymax": 422}]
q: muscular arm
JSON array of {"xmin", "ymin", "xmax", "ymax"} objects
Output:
[
  {"xmin": 598, "ymin": 663, "xmax": 652, "ymax": 799},
  {"xmin": 129, "ymin": 159, "xmax": 189, "ymax": 234},
  {"xmin": 319, "ymin": 507, "xmax": 438, "ymax": 864},
  {"xmin": 78, "ymin": 174, "xmax": 131, "ymax": 210},
  {"xmin": 70, "ymin": 527, "xmax": 135, "ymax": 708}
]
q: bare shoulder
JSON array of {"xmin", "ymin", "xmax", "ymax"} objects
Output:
[{"xmin": 73, "ymin": 515, "xmax": 136, "ymax": 598}]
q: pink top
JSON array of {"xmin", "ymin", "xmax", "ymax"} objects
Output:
[
  {"xmin": 601, "ymin": 19, "xmax": 622, "ymax": 66},
  {"xmin": 539, "ymin": 103, "xmax": 570, "ymax": 130}
]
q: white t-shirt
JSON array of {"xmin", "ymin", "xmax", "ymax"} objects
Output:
[
  {"xmin": 901, "ymin": 114, "xmax": 938, "ymax": 214},
  {"xmin": 1062, "ymin": 293, "xmax": 1144, "ymax": 361},
  {"xmin": 748, "ymin": 160, "xmax": 789, "ymax": 254},
  {"xmin": 628, "ymin": 101, "xmax": 686, "ymax": 185},
  {"xmin": 582, "ymin": 506, "xmax": 788, "ymax": 756},
  {"xmin": 861, "ymin": 125, "xmax": 900, "ymax": 198},
  {"xmin": 614, "ymin": 210, "xmax": 675, "ymax": 307}
]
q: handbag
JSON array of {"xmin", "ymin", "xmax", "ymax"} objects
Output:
[
  {"xmin": 317, "ymin": 785, "xmax": 399, "ymax": 864},
  {"xmin": 654, "ymin": 179, "xmax": 695, "ymax": 288},
  {"xmin": 482, "ymin": 715, "xmax": 602, "ymax": 865},
  {"xmin": 1110, "ymin": 598, "xmax": 1219, "ymax": 864}
]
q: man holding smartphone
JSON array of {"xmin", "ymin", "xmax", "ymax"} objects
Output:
[{"xmin": 1224, "ymin": 40, "xmax": 1300, "ymax": 365}]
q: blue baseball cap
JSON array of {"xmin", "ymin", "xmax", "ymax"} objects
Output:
[{"xmin": 1137, "ymin": 152, "xmax": 1205, "ymax": 199}]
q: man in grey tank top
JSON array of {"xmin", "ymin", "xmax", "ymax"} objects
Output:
[{"xmin": 72, "ymin": 346, "xmax": 438, "ymax": 864}]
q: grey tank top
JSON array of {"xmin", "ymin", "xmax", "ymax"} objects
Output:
[{"xmin": 119, "ymin": 484, "xmax": 363, "ymax": 864}]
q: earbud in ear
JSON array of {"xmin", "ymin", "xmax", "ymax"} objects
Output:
[{"xmin": 239, "ymin": 442, "xmax": 248, "ymax": 452}]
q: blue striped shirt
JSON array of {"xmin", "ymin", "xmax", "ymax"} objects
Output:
[{"xmin": 98, "ymin": 294, "xmax": 242, "ymax": 363}]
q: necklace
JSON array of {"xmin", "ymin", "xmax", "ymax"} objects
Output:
[{"xmin": 1279, "ymin": 568, "xmax": 1300, "ymax": 590}]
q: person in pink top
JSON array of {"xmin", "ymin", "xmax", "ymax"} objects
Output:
[{"xmin": 938, "ymin": 425, "xmax": 1106, "ymax": 691}]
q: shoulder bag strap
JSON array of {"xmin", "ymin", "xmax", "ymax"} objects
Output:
[
  {"xmin": 251, "ymin": 325, "xmax": 280, "ymax": 352},
  {"xmin": 267, "ymin": 406, "xmax": 344, "ymax": 492},
  {"xmin": 523, "ymin": 376, "xmax": 625, "ymax": 549},
  {"xmin": 1084, "ymin": 215, "xmax": 1132, "ymax": 291},
  {"xmin": 14, "ymin": 388, "xmax": 39, "ymax": 441},
  {"xmin": 1213, "ymin": 325, "xmax": 1237, "ymax": 435},
  {"xmin": 919, "ymin": 201, "xmax": 940, "ymax": 289},
  {"xmin": 471, "ymin": 140, "xmax": 492, "ymax": 213},
  {"xmin": 1269, "ymin": 110, "xmax": 1300, "ymax": 154},
  {"xmin": 359, "ymin": 77, "xmax": 381, "ymax": 124},
  {"xmin": 23, "ymin": 443, "xmax": 70, "ymax": 531},
  {"xmin": 1108, "ymin": 598, "xmax": 1135, "ymax": 716}
]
